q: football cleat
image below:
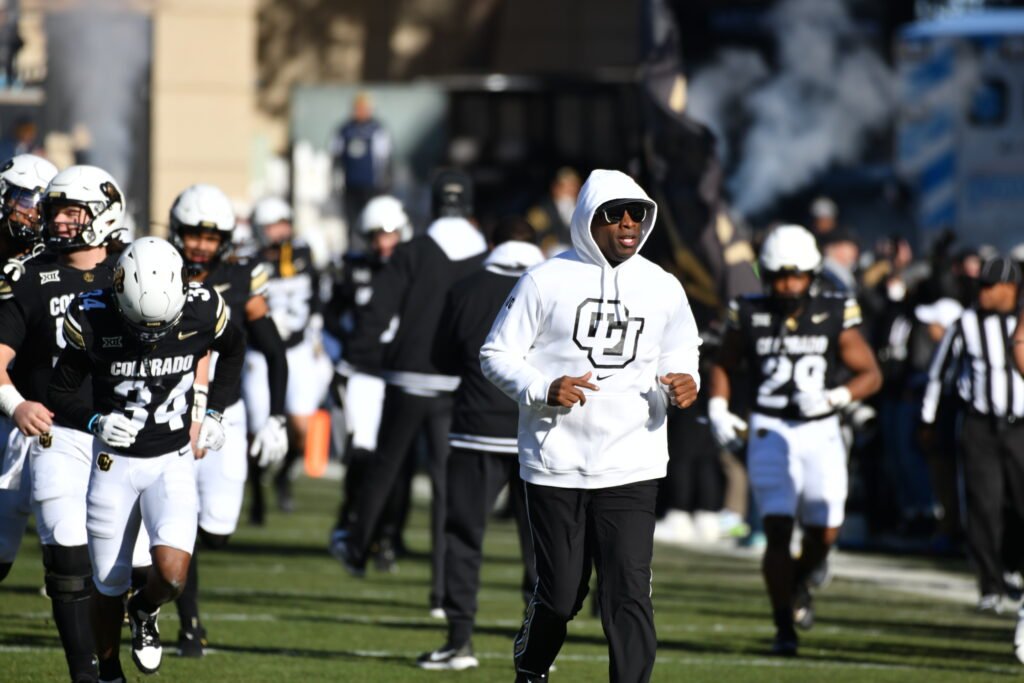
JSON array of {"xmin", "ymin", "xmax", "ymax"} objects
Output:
[
  {"xmin": 416, "ymin": 642, "xmax": 479, "ymax": 671},
  {"xmin": 793, "ymin": 581, "xmax": 814, "ymax": 630},
  {"xmin": 127, "ymin": 600, "xmax": 162, "ymax": 674},
  {"xmin": 177, "ymin": 624, "xmax": 208, "ymax": 658},
  {"xmin": 328, "ymin": 528, "xmax": 366, "ymax": 578},
  {"xmin": 978, "ymin": 594, "xmax": 1005, "ymax": 614},
  {"xmin": 771, "ymin": 626, "xmax": 798, "ymax": 657}
]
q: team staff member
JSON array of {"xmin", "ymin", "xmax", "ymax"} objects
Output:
[
  {"xmin": 168, "ymin": 183, "xmax": 289, "ymax": 656},
  {"xmin": 481, "ymin": 170, "xmax": 701, "ymax": 683},
  {"xmin": 49, "ymin": 237, "xmax": 246, "ymax": 681},
  {"xmin": 417, "ymin": 217, "xmax": 544, "ymax": 671},
  {"xmin": 331, "ymin": 170, "xmax": 487, "ymax": 619},
  {"xmin": 925, "ymin": 256, "xmax": 1024, "ymax": 612},
  {"xmin": 709, "ymin": 225, "xmax": 881, "ymax": 656}
]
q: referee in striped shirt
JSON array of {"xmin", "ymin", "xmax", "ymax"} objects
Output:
[{"xmin": 922, "ymin": 255, "xmax": 1024, "ymax": 610}]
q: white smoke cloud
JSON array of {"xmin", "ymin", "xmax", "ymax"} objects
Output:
[
  {"xmin": 686, "ymin": 49, "xmax": 770, "ymax": 164},
  {"xmin": 687, "ymin": 0, "xmax": 894, "ymax": 217},
  {"xmin": 44, "ymin": 1, "xmax": 151, "ymax": 218}
]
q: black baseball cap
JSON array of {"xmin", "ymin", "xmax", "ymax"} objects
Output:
[
  {"xmin": 431, "ymin": 168, "xmax": 473, "ymax": 219},
  {"xmin": 978, "ymin": 255, "xmax": 1022, "ymax": 286}
]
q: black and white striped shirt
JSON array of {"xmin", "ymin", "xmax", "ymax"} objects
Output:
[{"xmin": 922, "ymin": 308, "xmax": 1024, "ymax": 424}]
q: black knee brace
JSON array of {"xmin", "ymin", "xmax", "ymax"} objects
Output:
[
  {"xmin": 198, "ymin": 527, "xmax": 230, "ymax": 550},
  {"xmin": 41, "ymin": 545, "xmax": 93, "ymax": 603}
]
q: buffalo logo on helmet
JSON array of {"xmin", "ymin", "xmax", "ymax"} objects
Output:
[
  {"xmin": 100, "ymin": 181, "xmax": 122, "ymax": 207},
  {"xmin": 113, "ymin": 268, "xmax": 125, "ymax": 293}
]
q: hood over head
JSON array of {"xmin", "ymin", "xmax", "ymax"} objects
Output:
[{"xmin": 570, "ymin": 169, "xmax": 657, "ymax": 268}]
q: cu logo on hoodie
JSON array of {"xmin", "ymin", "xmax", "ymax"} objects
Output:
[{"xmin": 572, "ymin": 298, "xmax": 646, "ymax": 369}]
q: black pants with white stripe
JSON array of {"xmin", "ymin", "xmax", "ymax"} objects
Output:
[
  {"xmin": 514, "ymin": 479, "xmax": 658, "ymax": 683},
  {"xmin": 443, "ymin": 448, "xmax": 536, "ymax": 647},
  {"xmin": 961, "ymin": 415, "xmax": 1024, "ymax": 596}
]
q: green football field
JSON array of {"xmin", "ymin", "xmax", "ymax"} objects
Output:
[{"xmin": 1, "ymin": 474, "xmax": 1020, "ymax": 682}]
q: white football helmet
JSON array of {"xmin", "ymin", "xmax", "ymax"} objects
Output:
[
  {"xmin": 759, "ymin": 224, "xmax": 821, "ymax": 275},
  {"xmin": 359, "ymin": 195, "xmax": 412, "ymax": 241},
  {"xmin": 250, "ymin": 196, "xmax": 292, "ymax": 245},
  {"xmin": 113, "ymin": 237, "xmax": 188, "ymax": 344},
  {"xmin": 42, "ymin": 165, "xmax": 126, "ymax": 251},
  {"xmin": 0, "ymin": 154, "xmax": 59, "ymax": 244},
  {"xmin": 169, "ymin": 183, "xmax": 236, "ymax": 270}
]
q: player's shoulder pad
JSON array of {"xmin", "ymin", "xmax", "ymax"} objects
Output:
[
  {"xmin": 62, "ymin": 309, "xmax": 86, "ymax": 350},
  {"xmin": 841, "ymin": 296, "xmax": 862, "ymax": 329},
  {"xmin": 62, "ymin": 290, "xmax": 108, "ymax": 350},
  {"xmin": 184, "ymin": 282, "xmax": 230, "ymax": 336}
]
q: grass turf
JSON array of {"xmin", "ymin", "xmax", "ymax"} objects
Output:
[{"xmin": 1, "ymin": 474, "xmax": 1020, "ymax": 682}]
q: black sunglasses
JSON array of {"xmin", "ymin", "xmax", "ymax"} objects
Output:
[{"xmin": 600, "ymin": 203, "xmax": 648, "ymax": 225}]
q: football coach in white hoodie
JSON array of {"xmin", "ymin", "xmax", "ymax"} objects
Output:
[{"xmin": 481, "ymin": 169, "xmax": 701, "ymax": 682}]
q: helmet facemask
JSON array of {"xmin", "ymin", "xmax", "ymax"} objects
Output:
[
  {"xmin": 42, "ymin": 181, "xmax": 124, "ymax": 252},
  {"xmin": 173, "ymin": 223, "xmax": 229, "ymax": 276},
  {"xmin": 1, "ymin": 185, "xmax": 46, "ymax": 248},
  {"xmin": 764, "ymin": 268, "xmax": 814, "ymax": 317}
]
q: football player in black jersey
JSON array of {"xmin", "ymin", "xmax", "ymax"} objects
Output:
[
  {"xmin": 709, "ymin": 225, "xmax": 881, "ymax": 656},
  {"xmin": 168, "ymin": 183, "xmax": 288, "ymax": 656},
  {"xmin": 0, "ymin": 165, "xmax": 135, "ymax": 683},
  {"xmin": 245, "ymin": 196, "xmax": 330, "ymax": 518},
  {"xmin": 0, "ymin": 153, "xmax": 59, "ymax": 583},
  {"xmin": 48, "ymin": 237, "xmax": 246, "ymax": 681}
]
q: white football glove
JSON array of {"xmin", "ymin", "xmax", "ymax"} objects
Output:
[
  {"xmin": 793, "ymin": 386, "xmax": 852, "ymax": 419},
  {"xmin": 197, "ymin": 411, "xmax": 226, "ymax": 451},
  {"xmin": 708, "ymin": 397, "xmax": 748, "ymax": 452},
  {"xmin": 91, "ymin": 413, "xmax": 140, "ymax": 449},
  {"xmin": 250, "ymin": 414, "xmax": 289, "ymax": 467}
]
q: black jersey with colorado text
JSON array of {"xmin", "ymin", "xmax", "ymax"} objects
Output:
[
  {"xmin": 57, "ymin": 283, "xmax": 229, "ymax": 456},
  {"xmin": 0, "ymin": 252, "xmax": 115, "ymax": 425},
  {"xmin": 727, "ymin": 291, "xmax": 862, "ymax": 420}
]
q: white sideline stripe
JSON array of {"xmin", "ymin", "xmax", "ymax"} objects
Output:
[
  {"xmin": 0, "ymin": 643, "xmax": 1018, "ymax": 675},
  {"xmin": 0, "ymin": 610, "xmax": 892, "ymax": 638}
]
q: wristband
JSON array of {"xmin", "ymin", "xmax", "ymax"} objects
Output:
[
  {"xmin": 87, "ymin": 413, "xmax": 101, "ymax": 434},
  {"xmin": 191, "ymin": 384, "xmax": 208, "ymax": 422},
  {"xmin": 0, "ymin": 384, "xmax": 26, "ymax": 418},
  {"xmin": 205, "ymin": 409, "xmax": 223, "ymax": 422}
]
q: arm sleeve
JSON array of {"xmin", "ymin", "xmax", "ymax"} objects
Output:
[
  {"xmin": 207, "ymin": 317, "xmax": 245, "ymax": 414},
  {"xmin": 247, "ymin": 314, "xmax": 288, "ymax": 416},
  {"xmin": 0, "ymin": 298, "xmax": 27, "ymax": 349},
  {"xmin": 47, "ymin": 346, "xmax": 94, "ymax": 431},
  {"xmin": 479, "ymin": 274, "xmax": 551, "ymax": 409},
  {"xmin": 921, "ymin": 320, "xmax": 962, "ymax": 424},
  {"xmin": 657, "ymin": 284, "xmax": 702, "ymax": 389},
  {"xmin": 344, "ymin": 245, "xmax": 412, "ymax": 371},
  {"xmin": 431, "ymin": 291, "xmax": 460, "ymax": 376}
]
